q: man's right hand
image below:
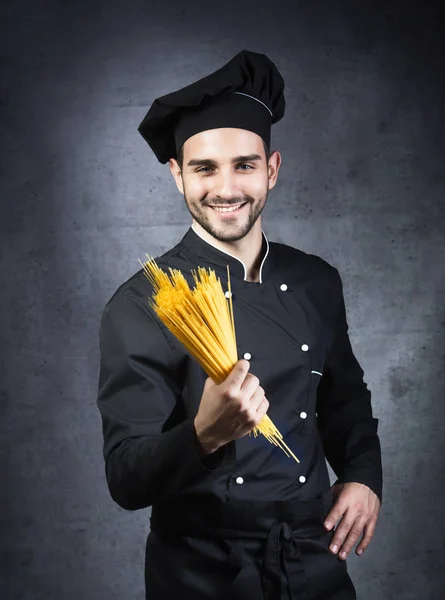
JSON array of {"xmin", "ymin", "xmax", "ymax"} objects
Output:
[{"xmin": 194, "ymin": 359, "xmax": 270, "ymax": 454}]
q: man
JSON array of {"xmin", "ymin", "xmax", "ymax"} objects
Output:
[{"xmin": 97, "ymin": 49, "xmax": 383, "ymax": 599}]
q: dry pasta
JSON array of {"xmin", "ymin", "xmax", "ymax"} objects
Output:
[{"xmin": 138, "ymin": 255, "xmax": 300, "ymax": 463}]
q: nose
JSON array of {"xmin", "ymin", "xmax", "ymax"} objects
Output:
[{"xmin": 211, "ymin": 169, "xmax": 239, "ymax": 200}]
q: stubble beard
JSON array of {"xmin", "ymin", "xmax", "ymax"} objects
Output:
[{"xmin": 184, "ymin": 190, "xmax": 268, "ymax": 243}]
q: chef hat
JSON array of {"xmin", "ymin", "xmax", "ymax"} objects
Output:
[{"xmin": 137, "ymin": 49, "xmax": 285, "ymax": 164}]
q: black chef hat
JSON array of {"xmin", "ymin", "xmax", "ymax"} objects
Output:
[{"xmin": 137, "ymin": 49, "xmax": 285, "ymax": 164}]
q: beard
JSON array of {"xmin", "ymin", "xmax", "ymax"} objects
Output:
[{"xmin": 183, "ymin": 188, "xmax": 269, "ymax": 243}]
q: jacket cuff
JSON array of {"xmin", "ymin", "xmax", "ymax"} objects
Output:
[
  {"xmin": 191, "ymin": 419, "xmax": 230, "ymax": 471},
  {"xmin": 332, "ymin": 443, "xmax": 383, "ymax": 505}
]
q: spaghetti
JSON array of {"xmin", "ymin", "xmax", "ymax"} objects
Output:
[{"xmin": 138, "ymin": 255, "xmax": 300, "ymax": 463}]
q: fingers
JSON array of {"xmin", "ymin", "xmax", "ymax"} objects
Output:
[
  {"xmin": 238, "ymin": 386, "xmax": 268, "ymax": 430},
  {"xmin": 327, "ymin": 506, "xmax": 355, "ymax": 557},
  {"xmin": 225, "ymin": 359, "xmax": 251, "ymax": 390},
  {"xmin": 251, "ymin": 389, "xmax": 269, "ymax": 423},
  {"xmin": 355, "ymin": 518, "xmax": 377, "ymax": 556},
  {"xmin": 333, "ymin": 514, "xmax": 367, "ymax": 559},
  {"xmin": 324, "ymin": 494, "xmax": 348, "ymax": 533},
  {"xmin": 324, "ymin": 483, "xmax": 380, "ymax": 560},
  {"xmin": 326, "ymin": 510, "xmax": 377, "ymax": 560}
]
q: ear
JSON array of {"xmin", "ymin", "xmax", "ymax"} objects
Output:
[
  {"xmin": 267, "ymin": 150, "xmax": 281, "ymax": 191},
  {"xmin": 169, "ymin": 158, "xmax": 184, "ymax": 195}
]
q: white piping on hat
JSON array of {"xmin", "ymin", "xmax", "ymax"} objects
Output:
[
  {"xmin": 234, "ymin": 92, "xmax": 273, "ymax": 117},
  {"xmin": 191, "ymin": 223, "xmax": 270, "ymax": 284}
]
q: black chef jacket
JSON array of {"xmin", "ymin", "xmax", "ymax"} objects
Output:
[{"xmin": 97, "ymin": 224, "xmax": 383, "ymax": 599}]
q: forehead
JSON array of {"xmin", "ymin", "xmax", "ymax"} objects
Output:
[{"xmin": 183, "ymin": 128, "xmax": 263, "ymax": 160}]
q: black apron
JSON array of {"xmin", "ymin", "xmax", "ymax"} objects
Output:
[{"xmin": 145, "ymin": 488, "xmax": 356, "ymax": 599}]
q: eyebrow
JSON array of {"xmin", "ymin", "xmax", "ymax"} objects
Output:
[{"xmin": 186, "ymin": 154, "xmax": 263, "ymax": 168}]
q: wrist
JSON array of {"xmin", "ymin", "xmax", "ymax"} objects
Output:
[{"xmin": 194, "ymin": 417, "xmax": 221, "ymax": 455}]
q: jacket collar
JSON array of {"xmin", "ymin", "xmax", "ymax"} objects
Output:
[{"xmin": 178, "ymin": 224, "xmax": 273, "ymax": 284}]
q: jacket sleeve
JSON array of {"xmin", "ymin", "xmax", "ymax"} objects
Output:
[
  {"xmin": 316, "ymin": 268, "xmax": 383, "ymax": 504},
  {"xmin": 96, "ymin": 289, "xmax": 229, "ymax": 511}
]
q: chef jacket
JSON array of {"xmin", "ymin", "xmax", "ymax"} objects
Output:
[
  {"xmin": 97, "ymin": 224, "xmax": 383, "ymax": 598},
  {"xmin": 97, "ymin": 224, "xmax": 382, "ymax": 513}
]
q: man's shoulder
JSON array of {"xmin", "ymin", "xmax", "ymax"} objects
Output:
[
  {"xmin": 270, "ymin": 239, "xmax": 338, "ymax": 279},
  {"xmin": 101, "ymin": 242, "xmax": 182, "ymax": 316}
]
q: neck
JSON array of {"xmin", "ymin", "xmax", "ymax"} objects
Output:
[{"xmin": 191, "ymin": 220, "xmax": 264, "ymax": 282}]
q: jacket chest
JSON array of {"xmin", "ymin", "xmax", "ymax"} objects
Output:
[
  {"xmin": 179, "ymin": 281, "xmax": 334, "ymax": 436},
  {"xmin": 232, "ymin": 283, "xmax": 331, "ymax": 378}
]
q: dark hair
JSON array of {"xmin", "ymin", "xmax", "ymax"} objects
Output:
[{"xmin": 176, "ymin": 137, "xmax": 271, "ymax": 171}]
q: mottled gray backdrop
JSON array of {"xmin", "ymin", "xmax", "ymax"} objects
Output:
[{"xmin": 1, "ymin": 0, "xmax": 444, "ymax": 598}]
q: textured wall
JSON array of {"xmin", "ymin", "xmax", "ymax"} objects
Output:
[{"xmin": 1, "ymin": 0, "xmax": 444, "ymax": 598}]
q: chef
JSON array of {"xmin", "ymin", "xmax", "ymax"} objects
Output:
[{"xmin": 97, "ymin": 49, "xmax": 383, "ymax": 599}]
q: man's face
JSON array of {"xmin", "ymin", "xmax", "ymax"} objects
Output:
[{"xmin": 169, "ymin": 128, "xmax": 280, "ymax": 243}]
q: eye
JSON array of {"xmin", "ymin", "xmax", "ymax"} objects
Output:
[{"xmin": 196, "ymin": 164, "xmax": 254, "ymax": 173}]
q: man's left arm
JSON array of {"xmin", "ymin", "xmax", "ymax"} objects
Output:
[{"xmin": 316, "ymin": 267, "xmax": 383, "ymax": 558}]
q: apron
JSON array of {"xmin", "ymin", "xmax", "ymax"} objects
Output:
[{"xmin": 145, "ymin": 488, "xmax": 356, "ymax": 599}]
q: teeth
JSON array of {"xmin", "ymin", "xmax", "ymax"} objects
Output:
[{"xmin": 212, "ymin": 203, "xmax": 245, "ymax": 213}]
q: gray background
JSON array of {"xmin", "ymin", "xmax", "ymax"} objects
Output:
[{"xmin": 1, "ymin": 0, "xmax": 444, "ymax": 598}]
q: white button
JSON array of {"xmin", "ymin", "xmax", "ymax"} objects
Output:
[
  {"xmin": 225, "ymin": 290, "xmax": 232, "ymax": 298},
  {"xmin": 280, "ymin": 284, "xmax": 288, "ymax": 291},
  {"xmin": 316, "ymin": 412, "xmax": 318, "ymax": 418},
  {"xmin": 300, "ymin": 411, "xmax": 307, "ymax": 419},
  {"xmin": 235, "ymin": 476, "xmax": 244, "ymax": 484},
  {"xmin": 243, "ymin": 352, "xmax": 252, "ymax": 360},
  {"xmin": 299, "ymin": 476, "xmax": 306, "ymax": 483},
  {"xmin": 301, "ymin": 344, "xmax": 309, "ymax": 352}
]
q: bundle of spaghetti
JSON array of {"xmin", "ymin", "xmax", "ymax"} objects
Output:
[{"xmin": 138, "ymin": 255, "xmax": 300, "ymax": 463}]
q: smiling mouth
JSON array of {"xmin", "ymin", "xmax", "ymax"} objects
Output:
[{"xmin": 207, "ymin": 202, "xmax": 248, "ymax": 213}]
